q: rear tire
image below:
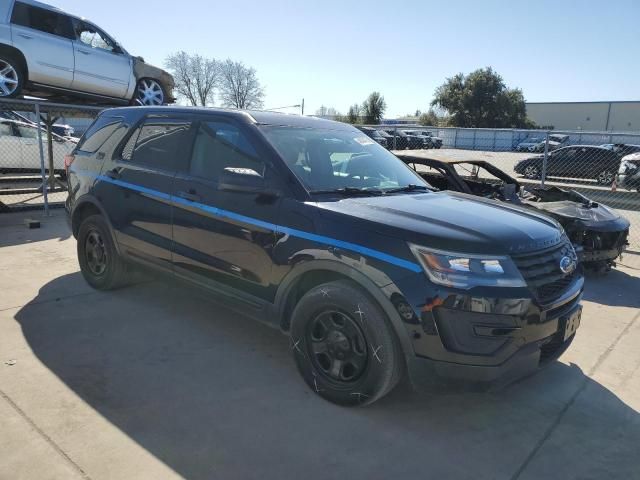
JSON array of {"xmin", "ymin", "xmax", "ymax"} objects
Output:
[
  {"xmin": 290, "ymin": 280, "xmax": 404, "ymax": 406},
  {"xmin": 0, "ymin": 54, "xmax": 24, "ymax": 99},
  {"xmin": 77, "ymin": 215, "xmax": 130, "ymax": 290}
]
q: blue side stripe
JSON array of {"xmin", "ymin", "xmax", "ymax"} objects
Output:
[{"xmin": 96, "ymin": 175, "xmax": 422, "ymax": 273}]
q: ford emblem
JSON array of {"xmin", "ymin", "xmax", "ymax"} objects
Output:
[{"xmin": 559, "ymin": 256, "xmax": 576, "ymax": 274}]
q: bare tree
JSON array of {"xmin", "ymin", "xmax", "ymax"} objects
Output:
[
  {"xmin": 218, "ymin": 59, "xmax": 265, "ymax": 109},
  {"xmin": 165, "ymin": 51, "xmax": 218, "ymax": 106}
]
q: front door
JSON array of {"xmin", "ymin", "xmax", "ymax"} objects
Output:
[
  {"xmin": 171, "ymin": 118, "xmax": 282, "ymax": 302},
  {"xmin": 96, "ymin": 115, "xmax": 195, "ymax": 269},
  {"xmin": 10, "ymin": 1, "xmax": 74, "ymax": 88},
  {"xmin": 70, "ymin": 19, "xmax": 131, "ymax": 99}
]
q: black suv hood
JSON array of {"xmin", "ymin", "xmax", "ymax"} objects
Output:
[{"xmin": 316, "ymin": 191, "xmax": 563, "ymax": 255}]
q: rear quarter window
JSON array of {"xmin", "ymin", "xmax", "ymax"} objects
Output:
[{"xmin": 76, "ymin": 117, "xmax": 124, "ymax": 154}]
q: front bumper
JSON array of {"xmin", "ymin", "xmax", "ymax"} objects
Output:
[{"xmin": 390, "ymin": 272, "xmax": 584, "ymax": 392}]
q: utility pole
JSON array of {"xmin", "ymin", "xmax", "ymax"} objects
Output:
[{"xmin": 301, "ymin": 98, "xmax": 305, "ymax": 116}]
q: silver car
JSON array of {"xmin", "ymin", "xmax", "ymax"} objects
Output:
[{"xmin": 0, "ymin": 0, "xmax": 175, "ymax": 105}]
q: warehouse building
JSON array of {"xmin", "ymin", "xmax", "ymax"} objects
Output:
[{"xmin": 525, "ymin": 101, "xmax": 640, "ymax": 132}]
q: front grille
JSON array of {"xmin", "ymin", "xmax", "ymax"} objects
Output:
[{"xmin": 512, "ymin": 238, "xmax": 577, "ymax": 304}]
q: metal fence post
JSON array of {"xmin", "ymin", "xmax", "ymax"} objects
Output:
[
  {"xmin": 472, "ymin": 129, "xmax": 477, "ymax": 150},
  {"xmin": 453, "ymin": 128, "xmax": 458, "ymax": 148},
  {"xmin": 393, "ymin": 126, "xmax": 397, "ymax": 150},
  {"xmin": 34, "ymin": 102, "xmax": 49, "ymax": 216},
  {"xmin": 540, "ymin": 131, "xmax": 550, "ymax": 187}
]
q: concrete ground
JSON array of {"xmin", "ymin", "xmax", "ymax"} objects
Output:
[{"xmin": 1, "ymin": 210, "xmax": 639, "ymax": 480}]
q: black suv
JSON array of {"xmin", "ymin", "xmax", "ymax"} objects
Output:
[{"xmin": 66, "ymin": 107, "xmax": 584, "ymax": 406}]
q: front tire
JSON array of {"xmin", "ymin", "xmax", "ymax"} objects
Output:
[
  {"xmin": 596, "ymin": 169, "xmax": 615, "ymax": 185},
  {"xmin": 0, "ymin": 55, "xmax": 24, "ymax": 99},
  {"xmin": 523, "ymin": 165, "xmax": 540, "ymax": 179},
  {"xmin": 290, "ymin": 280, "xmax": 404, "ymax": 406},
  {"xmin": 77, "ymin": 215, "xmax": 129, "ymax": 290}
]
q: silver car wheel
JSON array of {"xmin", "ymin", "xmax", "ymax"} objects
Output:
[
  {"xmin": 524, "ymin": 165, "xmax": 539, "ymax": 179},
  {"xmin": 136, "ymin": 79, "xmax": 164, "ymax": 106},
  {"xmin": 0, "ymin": 60, "xmax": 19, "ymax": 97},
  {"xmin": 597, "ymin": 170, "xmax": 614, "ymax": 185}
]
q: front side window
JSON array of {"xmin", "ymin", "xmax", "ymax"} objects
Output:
[
  {"xmin": 121, "ymin": 119, "xmax": 192, "ymax": 171},
  {"xmin": 189, "ymin": 121, "xmax": 262, "ymax": 180},
  {"xmin": 260, "ymin": 126, "xmax": 427, "ymax": 192},
  {"xmin": 74, "ymin": 21, "xmax": 116, "ymax": 52},
  {"xmin": 11, "ymin": 2, "xmax": 74, "ymax": 39}
]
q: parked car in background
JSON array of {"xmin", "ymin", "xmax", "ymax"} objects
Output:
[
  {"xmin": 0, "ymin": 118, "xmax": 74, "ymax": 175},
  {"xmin": 398, "ymin": 154, "xmax": 630, "ymax": 272},
  {"xmin": 402, "ymin": 130, "xmax": 430, "ymax": 149},
  {"xmin": 516, "ymin": 134, "xmax": 569, "ymax": 153},
  {"xmin": 0, "ymin": 0, "xmax": 175, "ymax": 105},
  {"xmin": 66, "ymin": 106, "xmax": 583, "ymax": 405},
  {"xmin": 515, "ymin": 136, "xmax": 545, "ymax": 152},
  {"xmin": 618, "ymin": 152, "xmax": 640, "ymax": 191},
  {"xmin": 375, "ymin": 129, "xmax": 394, "ymax": 149},
  {"xmin": 413, "ymin": 130, "xmax": 443, "ymax": 149},
  {"xmin": 385, "ymin": 129, "xmax": 422, "ymax": 150},
  {"xmin": 514, "ymin": 145, "xmax": 621, "ymax": 185},
  {"xmin": 356, "ymin": 126, "xmax": 388, "ymax": 148},
  {"xmin": 0, "ymin": 109, "xmax": 75, "ymax": 137}
]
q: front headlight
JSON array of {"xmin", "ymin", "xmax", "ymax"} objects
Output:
[{"xmin": 409, "ymin": 244, "xmax": 526, "ymax": 289}]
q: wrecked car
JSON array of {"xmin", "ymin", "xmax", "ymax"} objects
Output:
[{"xmin": 397, "ymin": 153, "xmax": 630, "ymax": 272}]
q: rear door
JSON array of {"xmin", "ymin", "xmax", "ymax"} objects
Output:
[
  {"xmin": 70, "ymin": 19, "xmax": 131, "ymax": 99},
  {"xmin": 10, "ymin": 1, "xmax": 75, "ymax": 88},
  {"xmin": 171, "ymin": 117, "xmax": 282, "ymax": 302},
  {"xmin": 96, "ymin": 115, "xmax": 195, "ymax": 269}
]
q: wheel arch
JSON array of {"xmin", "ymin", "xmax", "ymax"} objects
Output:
[
  {"xmin": 0, "ymin": 43, "xmax": 28, "ymax": 81},
  {"xmin": 71, "ymin": 196, "xmax": 122, "ymax": 255},
  {"xmin": 273, "ymin": 260, "xmax": 415, "ymax": 361}
]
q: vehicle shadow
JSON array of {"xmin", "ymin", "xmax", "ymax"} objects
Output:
[
  {"xmin": 583, "ymin": 268, "xmax": 640, "ymax": 308},
  {"xmin": 13, "ymin": 273, "xmax": 640, "ymax": 480}
]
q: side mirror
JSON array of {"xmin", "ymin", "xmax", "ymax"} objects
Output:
[{"xmin": 219, "ymin": 167, "xmax": 279, "ymax": 196}]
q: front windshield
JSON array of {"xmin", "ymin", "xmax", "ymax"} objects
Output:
[{"xmin": 260, "ymin": 126, "xmax": 429, "ymax": 193}]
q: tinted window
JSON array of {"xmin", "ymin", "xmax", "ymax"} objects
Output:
[
  {"xmin": 76, "ymin": 117, "xmax": 123, "ymax": 153},
  {"xmin": 189, "ymin": 121, "xmax": 262, "ymax": 180},
  {"xmin": 11, "ymin": 2, "xmax": 74, "ymax": 39},
  {"xmin": 121, "ymin": 119, "xmax": 192, "ymax": 171}
]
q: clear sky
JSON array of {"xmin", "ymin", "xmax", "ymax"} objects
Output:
[{"xmin": 51, "ymin": 0, "xmax": 640, "ymax": 117}]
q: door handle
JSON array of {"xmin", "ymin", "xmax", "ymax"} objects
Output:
[
  {"xmin": 176, "ymin": 190, "xmax": 201, "ymax": 202},
  {"xmin": 76, "ymin": 49, "xmax": 91, "ymax": 55},
  {"xmin": 18, "ymin": 33, "xmax": 33, "ymax": 39},
  {"xmin": 105, "ymin": 168, "xmax": 120, "ymax": 180}
]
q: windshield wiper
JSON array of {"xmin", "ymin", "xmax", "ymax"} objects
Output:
[
  {"xmin": 309, "ymin": 187, "xmax": 385, "ymax": 196},
  {"xmin": 384, "ymin": 184, "xmax": 432, "ymax": 194}
]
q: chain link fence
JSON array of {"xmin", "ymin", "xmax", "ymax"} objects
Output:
[
  {"xmin": 357, "ymin": 124, "xmax": 640, "ymax": 268},
  {"xmin": 0, "ymin": 98, "xmax": 100, "ymax": 213}
]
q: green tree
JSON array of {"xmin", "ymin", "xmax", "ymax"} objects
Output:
[
  {"xmin": 361, "ymin": 92, "xmax": 386, "ymax": 124},
  {"xmin": 431, "ymin": 67, "xmax": 534, "ymax": 128},
  {"xmin": 347, "ymin": 103, "xmax": 361, "ymax": 124},
  {"xmin": 418, "ymin": 108, "xmax": 440, "ymax": 126}
]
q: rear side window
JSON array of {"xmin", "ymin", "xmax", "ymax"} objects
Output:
[
  {"xmin": 76, "ymin": 117, "xmax": 123, "ymax": 153},
  {"xmin": 189, "ymin": 121, "xmax": 262, "ymax": 181},
  {"xmin": 11, "ymin": 2, "xmax": 74, "ymax": 39},
  {"xmin": 121, "ymin": 118, "xmax": 193, "ymax": 171}
]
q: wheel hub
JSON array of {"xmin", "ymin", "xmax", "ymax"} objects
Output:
[
  {"xmin": 136, "ymin": 79, "xmax": 164, "ymax": 106},
  {"xmin": 0, "ymin": 61, "xmax": 19, "ymax": 97},
  {"xmin": 307, "ymin": 311, "xmax": 368, "ymax": 383},
  {"xmin": 85, "ymin": 230, "xmax": 107, "ymax": 276}
]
